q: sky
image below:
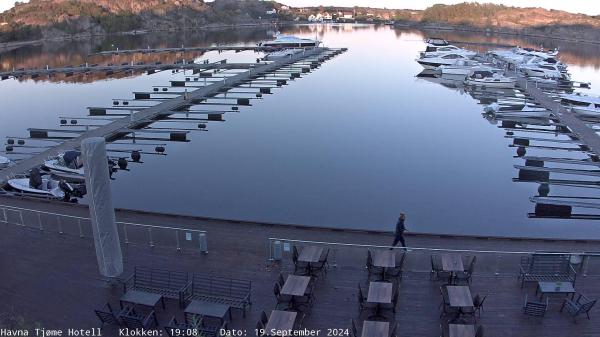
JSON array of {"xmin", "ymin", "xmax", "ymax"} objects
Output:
[{"xmin": 0, "ymin": 0, "xmax": 599, "ymax": 15}]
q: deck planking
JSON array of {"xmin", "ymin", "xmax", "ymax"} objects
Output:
[{"xmin": 0, "ymin": 196, "xmax": 599, "ymax": 336}]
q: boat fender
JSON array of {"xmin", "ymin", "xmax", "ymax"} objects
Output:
[
  {"xmin": 131, "ymin": 151, "xmax": 141, "ymax": 162},
  {"xmin": 117, "ymin": 157, "xmax": 128, "ymax": 170}
]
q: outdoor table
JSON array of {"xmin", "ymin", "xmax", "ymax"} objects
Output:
[
  {"xmin": 281, "ymin": 275, "xmax": 311, "ymax": 309},
  {"xmin": 120, "ymin": 290, "xmax": 165, "ymax": 310},
  {"xmin": 265, "ymin": 310, "xmax": 297, "ymax": 336},
  {"xmin": 367, "ymin": 281, "xmax": 392, "ymax": 319},
  {"xmin": 449, "ymin": 324, "xmax": 475, "ymax": 337},
  {"xmin": 372, "ymin": 250, "xmax": 396, "ymax": 281},
  {"xmin": 361, "ymin": 320, "xmax": 389, "ymax": 337},
  {"xmin": 441, "ymin": 254, "xmax": 464, "ymax": 283},
  {"xmin": 298, "ymin": 246, "xmax": 324, "ymax": 276},
  {"xmin": 536, "ymin": 281, "xmax": 575, "ymax": 300},
  {"xmin": 446, "ymin": 285, "xmax": 474, "ymax": 318},
  {"xmin": 184, "ymin": 300, "xmax": 231, "ymax": 324}
]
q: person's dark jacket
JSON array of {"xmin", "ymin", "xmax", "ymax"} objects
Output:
[{"xmin": 395, "ymin": 218, "xmax": 406, "ymax": 236}]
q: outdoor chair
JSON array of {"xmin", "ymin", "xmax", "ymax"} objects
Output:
[
  {"xmin": 439, "ymin": 286, "xmax": 459, "ymax": 318},
  {"xmin": 381, "ymin": 285, "xmax": 399, "ymax": 313},
  {"xmin": 386, "ymin": 252, "xmax": 406, "ymax": 281},
  {"xmin": 256, "ymin": 320, "xmax": 265, "ymax": 333},
  {"xmin": 277, "ymin": 273, "xmax": 286, "ymax": 288},
  {"xmin": 351, "ymin": 319, "xmax": 359, "ymax": 337},
  {"xmin": 390, "ymin": 323, "xmax": 399, "ymax": 337},
  {"xmin": 293, "ymin": 246, "xmax": 310, "ymax": 275},
  {"xmin": 475, "ymin": 325, "xmax": 484, "ymax": 337},
  {"xmin": 473, "ymin": 294, "xmax": 486, "ymax": 317},
  {"xmin": 120, "ymin": 307, "xmax": 158, "ymax": 329},
  {"xmin": 560, "ymin": 293, "xmax": 597, "ymax": 322},
  {"xmin": 94, "ymin": 302, "xmax": 126, "ymax": 328},
  {"xmin": 274, "ymin": 282, "xmax": 292, "ymax": 309},
  {"xmin": 358, "ymin": 283, "xmax": 377, "ymax": 315},
  {"xmin": 431, "ymin": 255, "xmax": 452, "ymax": 281},
  {"xmin": 164, "ymin": 316, "xmax": 200, "ymax": 336},
  {"xmin": 455, "ymin": 256, "xmax": 477, "ymax": 285},
  {"xmin": 260, "ymin": 311, "xmax": 269, "ymax": 326},
  {"xmin": 522, "ymin": 295, "xmax": 548, "ymax": 317},
  {"xmin": 310, "ymin": 248, "xmax": 330, "ymax": 276},
  {"xmin": 366, "ymin": 250, "xmax": 384, "ymax": 279}
]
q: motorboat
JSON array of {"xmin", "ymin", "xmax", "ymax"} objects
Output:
[
  {"xmin": 561, "ymin": 93, "xmax": 600, "ymax": 107},
  {"xmin": 489, "ymin": 105, "xmax": 552, "ymax": 118},
  {"xmin": 572, "ymin": 104, "xmax": 600, "ymax": 118},
  {"xmin": 439, "ymin": 62, "xmax": 501, "ymax": 77},
  {"xmin": 465, "ymin": 70, "xmax": 516, "ymax": 88},
  {"xmin": 44, "ymin": 150, "xmax": 84, "ymax": 176},
  {"xmin": 6, "ymin": 169, "xmax": 73, "ymax": 199},
  {"xmin": 0, "ymin": 156, "xmax": 9, "ymax": 169},
  {"xmin": 416, "ymin": 53, "xmax": 471, "ymax": 70},
  {"xmin": 264, "ymin": 49, "xmax": 303, "ymax": 60},
  {"xmin": 425, "ymin": 37, "xmax": 449, "ymax": 46},
  {"xmin": 259, "ymin": 35, "xmax": 320, "ymax": 49},
  {"xmin": 419, "ymin": 44, "xmax": 477, "ymax": 59},
  {"xmin": 519, "ymin": 62, "xmax": 569, "ymax": 80}
]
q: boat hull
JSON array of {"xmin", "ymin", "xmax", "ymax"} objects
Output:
[
  {"xmin": 7, "ymin": 178, "xmax": 65, "ymax": 199},
  {"xmin": 466, "ymin": 79, "xmax": 516, "ymax": 89}
]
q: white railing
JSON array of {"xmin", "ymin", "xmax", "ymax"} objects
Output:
[
  {"xmin": 0, "ymin": 204, "xmax": 207, "ymax": 253},
  {"xmin": 268, "ymin": 237, "xmax": 600, "ymax": 277}
]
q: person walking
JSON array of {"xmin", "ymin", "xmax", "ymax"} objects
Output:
[{"xmin": 390, "ymin": 213, "xmax": 407, "ymax": 250}]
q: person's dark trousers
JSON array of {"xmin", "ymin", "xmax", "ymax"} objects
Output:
[{"xmin": 390, "ymin": 234, "xmax": 406, "ymax": 249}]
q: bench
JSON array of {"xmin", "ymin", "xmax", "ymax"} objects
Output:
[
  {"xmin": 123, "ymin": 266, "xmax": 190, "ymax": 307},
  {"xmin": 185, "ymin": 274, "xmax": 252, "ymax": 317},
  {"xmin": 519, "ymin": 254, "xmax": 576, "ymax": 288}
]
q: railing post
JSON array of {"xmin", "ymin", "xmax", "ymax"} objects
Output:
[
  {"xmin": 18, "ymin": 211, "xmax": 24, "ymax": 227},
  {"xmin": 148, "ymin": 228, "xmax": 154, "ymax": 247},
  {"xmin": 77, "ymin": 218, "xmax": 83, "ymax": 237},
  {"xmin": 37, "ymin": 213, "xmax": 43, "ymax": 230},
  {"xmin": 56, "ymin": 215, "xmax": 63, "ymax": 234},
  {"xmin": 199, "ymin": 233, "xmax": 208, "ymax": 254},
  {"xmin": 494, "ymin": 254, "xmax": 501, "ymax": 277},
  {"xmin": 123, "ymin": 224, "xmax": 129, "ymax": 244},
  {"xmin": 331, "ymin": 247, "xmax": 337, "ymax": 268},
  {"xmin": 175, "ymin": 229, "xmax": 181, "ymax": 251},
  {"xmin": 272, "ymin": 240, "xmax": 282, "ymax": 261},
  {"xmin": 1, "ymin": 207, "xmax": 6, "ymax": 223},
  {"xmin": 582, "ymin": 255, "xmax": 590, "ymax": 277}
]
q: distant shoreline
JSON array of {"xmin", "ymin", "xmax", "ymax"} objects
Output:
[
  {"xmin": 395, "ymin": 21, "xmax": 600, "ymax": 46},
  {"xmin": 0, "ymin": 21, "xmax": 281, "ymax": 51}
]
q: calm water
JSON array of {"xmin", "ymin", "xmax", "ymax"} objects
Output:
[{"xmin": 3, "ymin": 24, "xmax": 600, "ymax": 239}]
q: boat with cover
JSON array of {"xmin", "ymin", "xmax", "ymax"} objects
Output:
[
  {"xmin": 416, "ymin": 53, "xmax": 471, "ymax": 70},
  {"xmin": 485, "ymin": 103, "xmax": 551, "ymax": 118},
  {"xmin": 44, "ymin": 150, "xmax": 84, "ymax": 176},
  {"xmin": 6, "ymin": 168, "xmax": 73, "ymax": 199},
  {"xmin": 259, "ymin": 35, "xmax": 320, "ymax": 49},
  {"xmin": 572, "ymin": 104, "xmax": 600, "ymax": 118},
  {"xmin": 465, "ymin": 70, "xmax": 516, "ymax": 88},
  {"xmin": 561, "ymin": 93, "xmax": 600, "ymax": 107},
  {"xmin": 0, "ymin": 155, "xmax": 9, "ymax": 169}
]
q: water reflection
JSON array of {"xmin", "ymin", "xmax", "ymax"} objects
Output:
[{"xmin": 3, "ymin": 24, "xmax": 600, "ymax": 238}]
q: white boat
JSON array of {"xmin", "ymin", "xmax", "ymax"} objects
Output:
[
  {"xmin": 259, "ymin": 35, "xmax": 320, "ymax": 49},
  {"xmin": 0, "ymin": 156, "xmax": 9, "ymax": 169},
  {"xmin": 425, "ymin": 37, "xmax": 449, "ymax": 46},
  {"xmin": 44, "ymin": 151, "xmax": 84, "ymax": 176},
  {"xmin": 491, "ymin": 106, "xmax": 552, "ymax": 118},
  {"xmin": 420, "ymin": 44, "xmax": 477, "ymax": 59},
  {"xmin": 572, "ymin": 104, "xmax": 600, "ymax": 118},
  {"xmin": 264, "ymin": 49, "xmax": 303, "ymax": 60},
  {"xmin": 465, "ymin": 70, "xmax": 516, "ymax": 88},
  {"xmin": 416, "ymin": 53, "xmax": 471, "ymax": 70},
  {"xmin": 7, "ymin": 177, "xmax": 65, "ymax": 199},
  {"xmin": 561, "ymin": 93, "xmax": 600, "ymax": 108},
  {"xmin": 520, "ymin": 63, "xmax": 568, "ymax": 80},
  {"xmin": 439, "ymin": 62, "xmax": 501, "ymax": 78}
]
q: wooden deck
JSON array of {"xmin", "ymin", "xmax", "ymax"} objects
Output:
[{"xmin": 0, "ymin": 196, "xmax": 599, "ymax": 336}]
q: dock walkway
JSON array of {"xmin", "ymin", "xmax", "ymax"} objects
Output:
[{"xmin": 0, "ymin": 47, "xmax": 342, "ymax": 184}]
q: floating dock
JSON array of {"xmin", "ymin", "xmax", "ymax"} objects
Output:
[{"xmin": 0, "ymin": 47, "xmax": 346, "ymax": 184}]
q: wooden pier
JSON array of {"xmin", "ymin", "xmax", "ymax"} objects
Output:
[
  {"xmin": 89, "ymin": 45, "xmax": 277, "ymax": 56},
  {"xmin": 515, "ymin": 77, "xmax": 600, "ymax": 165},
  {"xmin": 0, "ymin": 47, "xmax": 346, "ymax": 184}
]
